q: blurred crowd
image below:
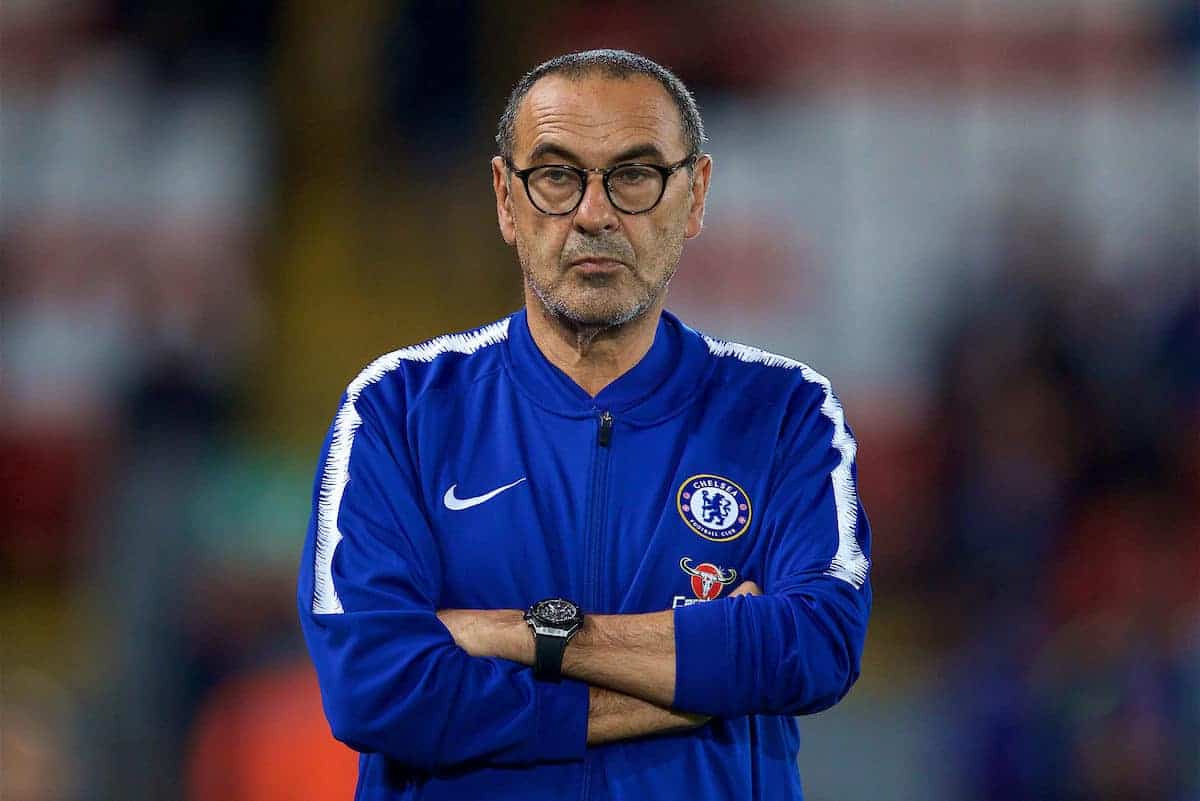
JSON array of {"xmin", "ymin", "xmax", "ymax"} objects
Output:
[
  {"xmin": 923, "ymin": 201, "xmax": 1197, "ymax": 800},
  {"xmin": 1, "ymin": 2, "xmax": 1196, "ymax": 800},
  {"xmin": 1, "ymin": 2, "xmax": 295, "ymax": 799}
]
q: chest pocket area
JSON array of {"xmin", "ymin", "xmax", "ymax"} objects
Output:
[
  {"xmin": 431, "ymin": 475, "xmax": 587, "ymax": 609},
  {"xmin": 664, "ymin": 464, "xmax": 777, "ymax": 605}
]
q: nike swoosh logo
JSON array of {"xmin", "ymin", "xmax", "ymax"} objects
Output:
[{"xmin": 443, "ymin": 477, "xmax": 527, "ymax": 511}]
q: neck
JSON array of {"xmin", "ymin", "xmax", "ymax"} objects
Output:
[{"xmin": 524, "ymin": 292, "xmax": 664, "ymax": 398}]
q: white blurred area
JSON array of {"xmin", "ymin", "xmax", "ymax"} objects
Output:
[
  {"xmin": 1, "ymin": 0, "xmax": 266, "ymax": 436},
  {"xmin": 667, "ymin": 1, "xmax": 1198, "ymax": 414}
]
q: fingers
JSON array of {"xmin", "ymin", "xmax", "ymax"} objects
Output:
[{"xmin": 729, "ymin": 580, "xmax": 762, "ymax": 597}]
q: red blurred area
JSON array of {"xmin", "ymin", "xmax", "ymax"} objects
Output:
[{"xmin": 187, "ymin": 660, "xmax": 359, "ymax": 801}]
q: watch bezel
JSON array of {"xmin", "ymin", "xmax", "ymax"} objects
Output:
[{"xmin": 524, "ymin": 598, "xmax": 584, "ymax": 638}]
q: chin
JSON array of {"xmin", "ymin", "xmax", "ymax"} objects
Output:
[
  {"xmin": 536, "ymin": 294, "xmax": 634, "ymax": 327},
  {"xmin": 567, "ymin": 300, "xmax": 651, "ymax": 328},
  {"xmin": 528, "ymin": 272, "xmax": 659, "ymax": 329}
]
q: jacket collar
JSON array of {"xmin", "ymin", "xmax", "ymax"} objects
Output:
[{"xmin": 502, "ymin": 306, "xmax": 713, "ymax": 424}]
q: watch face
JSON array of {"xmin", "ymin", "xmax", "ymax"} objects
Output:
[{"xmin": 534, "ymin": 599, "xmax": 579, "ymax": 626}]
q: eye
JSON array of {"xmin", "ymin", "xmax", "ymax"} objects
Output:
[
  {"xmin": 611, "ymin": 166, "xmax": 657, "ymax": 185},
  {"xmin": 539, "ymin": 167, "xmax": 574, "ymax": 184}
]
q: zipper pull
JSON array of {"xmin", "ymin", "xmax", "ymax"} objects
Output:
[{"xmin": 597, "ymin": 410, "xmax": 614, "ymax": 447}]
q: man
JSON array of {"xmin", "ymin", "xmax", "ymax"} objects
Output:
[{"xmin": 298, "ymin": 49, "xmax": 871, "ymax": 800}]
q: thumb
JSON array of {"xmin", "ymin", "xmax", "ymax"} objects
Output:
[{"xmin": 729, "ymin": 580, "xmax": 761, "ymax": 597}]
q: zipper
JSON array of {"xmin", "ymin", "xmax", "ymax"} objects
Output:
[
  {"xmin": 597, "ymin": 410, "xmax": 614, "ymax": 447},
  {"xmin": 586, "ymin": 409, "xmax": 614, "ymax": 610},
  {"xmin": 580, "ymin": 409, "xmax": 613, "ymax": 801}
]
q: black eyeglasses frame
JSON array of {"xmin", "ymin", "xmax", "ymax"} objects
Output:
[{"xmin": 503, "ymin": 154, "xmax": 699, "ymax": 216}]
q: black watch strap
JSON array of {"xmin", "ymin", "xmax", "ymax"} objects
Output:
[{"xmin": 533, "ymin": 632, "xmax": 569, "ymax": 682}]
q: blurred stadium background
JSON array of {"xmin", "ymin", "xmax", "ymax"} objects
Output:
[{"xmin": 2, "ymin": 1, "xmax": 1197, "ymax": 799}]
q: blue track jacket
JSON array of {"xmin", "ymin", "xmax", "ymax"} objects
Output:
[{"xmin": 298, "ymin": 308, "xmax": 872, "ymax": 800}]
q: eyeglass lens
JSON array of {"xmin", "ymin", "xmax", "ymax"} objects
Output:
[{"xmin": 527, "ymin": 165, "xmax": 665, "ymax": 214}]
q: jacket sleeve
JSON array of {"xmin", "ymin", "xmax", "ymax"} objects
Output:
[
  {"xmin": 672, "ymin": 378, "xmax": 872, "ymax": 718},
  {"xmin": 297, "ymin": 383, "xmax": 589, "ymax": 772}
]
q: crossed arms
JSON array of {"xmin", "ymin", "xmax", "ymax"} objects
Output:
[{"xmin": 436, "ymin": 582, "xmax": 760, "ymax": 745}]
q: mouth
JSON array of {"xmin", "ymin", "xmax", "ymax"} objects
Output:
[{"xmin": 567, "ymin": 257, "xmax": 626, "ymax": 276}]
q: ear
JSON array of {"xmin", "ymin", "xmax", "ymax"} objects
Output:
[
  {"xmin": 492, "ymin": 157, "xmax": 517, "ymax": 245},
  {"xmin": 684, "ymin": 154, "xmax": 713, "ymax": 240}
]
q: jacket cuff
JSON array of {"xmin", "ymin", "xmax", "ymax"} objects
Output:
[
  {"xmin": 672, "ymin": 598, "xmax": 737, "ymax": 714},
  {"xmin": 530, "ymin": 676, "xmax": 590, "ymax": 762}
]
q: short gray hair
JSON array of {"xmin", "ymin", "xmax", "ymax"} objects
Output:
[{"xmin": 496, "ymin": 49, "xmax": 706, "ymax": 162}]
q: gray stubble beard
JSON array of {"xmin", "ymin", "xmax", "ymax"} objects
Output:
[{"xmin": 517, "ymin": 230, "xmax": 683, "ymax": 340}]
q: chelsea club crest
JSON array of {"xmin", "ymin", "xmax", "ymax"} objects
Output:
[{"xmin": 676, "ymin": 474, "xmax": 752, "ymax": 542}]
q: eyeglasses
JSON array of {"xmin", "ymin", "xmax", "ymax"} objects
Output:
[{"xmin": 505, "ymin": 154, "xmax": 698, "ymax": 215}]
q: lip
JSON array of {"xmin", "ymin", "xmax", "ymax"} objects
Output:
[{"xmin": 568, "ymin": 258, "xmax": 625, "ymax": 274}]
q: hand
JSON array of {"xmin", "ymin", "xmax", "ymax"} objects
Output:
[
  {"xmin": 663, "ymin": 579, "xmax": 754, "ymax": 731},
  {"xmin": 676, "ymin": 710, "xmax": 712, "ymax": 728},
  {"xmin": 729, "ymin": 580, "xmax": 761, "ymax": 597}
]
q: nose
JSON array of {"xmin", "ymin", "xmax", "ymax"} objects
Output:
[{"xmin": 573, "ymin": 172, "xmax": 620, "ymax": 234}]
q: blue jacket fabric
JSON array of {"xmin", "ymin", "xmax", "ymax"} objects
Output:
[{"xmin": 297, "ymin": 308, "xmax": 872, "ymax": 800}]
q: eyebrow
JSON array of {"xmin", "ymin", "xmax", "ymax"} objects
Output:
[{"xmin": 525, "ymin": 142, "xmax": 671, "ymax": 166}]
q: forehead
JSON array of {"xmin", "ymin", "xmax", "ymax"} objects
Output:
[{"xmin": 514, "ymin": 73, "xmax": 687, "ymax": 162}]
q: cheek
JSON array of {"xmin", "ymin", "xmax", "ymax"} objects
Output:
[
  {"xmin": 624, "ymin": 220, "xmax": 656, "ymax": 261},
  {"xmin": 515, "ymin": 214, "xmax": 566, "ymax": 269},
  {"xmin": 635, "ymin": 218, "xmax": 683, "ymax": 268}
]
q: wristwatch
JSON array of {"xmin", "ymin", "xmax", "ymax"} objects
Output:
[{"xmin": 524, "ymin": 598, "xmax": 584, "ymax": 682}]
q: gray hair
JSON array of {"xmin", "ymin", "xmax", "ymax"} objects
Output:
[{"xmin": 495, "ymin": 49, "xmax": 706, "ymax": 162}]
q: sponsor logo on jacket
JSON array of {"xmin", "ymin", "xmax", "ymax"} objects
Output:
[{"xmin": 672, "ymin": 557, "xmax": 737, "ymax": 607}]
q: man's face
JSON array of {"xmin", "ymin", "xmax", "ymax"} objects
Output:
[{"xmin": 493, "ymin": 73, "xmax": 712, "ymax": 328}]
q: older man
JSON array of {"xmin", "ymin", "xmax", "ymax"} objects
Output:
[{"xmin": 299, "ymin": 49, "xmax": 871, "ymax": 800}]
